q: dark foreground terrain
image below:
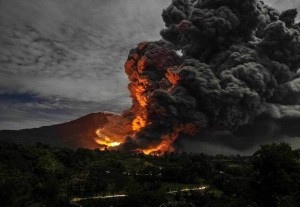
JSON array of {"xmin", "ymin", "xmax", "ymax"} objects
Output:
[{"xmin": 1, "ymin": 142, "xmax": 300, "ymax": 207}]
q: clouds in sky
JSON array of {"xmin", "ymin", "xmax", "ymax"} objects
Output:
[
  {"xmin": 0, "ymin": 0, "xmax": 169, "ymax": 129},
  {"xmin": 0, "ymin": 0, "xmax": 299, "ymax": 130}
]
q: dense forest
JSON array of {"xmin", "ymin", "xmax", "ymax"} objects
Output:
[{"xmin": 1, "ymin": 142, "xmax": 300, "ymax": 207}]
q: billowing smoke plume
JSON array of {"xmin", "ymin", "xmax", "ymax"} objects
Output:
[{"xmin": 113, "ymin": 0, "xmax": 300, "ymax": 154}]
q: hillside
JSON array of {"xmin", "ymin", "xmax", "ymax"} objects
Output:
[{"xmin": 0, "ymin": 112, "xmax": 117, "ymax": 149}]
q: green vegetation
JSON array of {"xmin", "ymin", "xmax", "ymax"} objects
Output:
[{"xmin": 0, "ymin": 142, "xmax": 300, "ymax": 207}]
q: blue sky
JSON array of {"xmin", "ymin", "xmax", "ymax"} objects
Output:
[{"xmin": 0, "ymin": 0, "xmax": 299, "ymax": 130}]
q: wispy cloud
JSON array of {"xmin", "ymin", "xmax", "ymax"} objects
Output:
[{"xmin": 0, "ymin": 0, "xmax": 170, "ymax": 129}]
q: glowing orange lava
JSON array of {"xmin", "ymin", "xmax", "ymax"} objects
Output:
[
  {"xmin": 139, "ymin": 124, "xmax": 199, "ymax": 155},
  {"xmin": 137, "ymin": 57, "xmax": 148, "ymax": 73},
  {"xmin": 95, "ymin": 128, "xmax": 123, "ymax": 150},
  {"xmin": 166, "ymin": 68, "xmax": 180, "ymax": 85},
  {"xmin": 141, "ymin": 139, "xmax": 175, "ymax": 155},
  {"xmin": 93, "ymin": 113, "xmax": 132, "ymax": 151},
  {"xmin": 132, "ymin": 115, "xmax": 146, "ymax": 131}
]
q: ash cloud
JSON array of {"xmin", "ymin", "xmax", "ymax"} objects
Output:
[{"xmin": 120, "ymin": 0, "xmax": 300, "ymax": 153}]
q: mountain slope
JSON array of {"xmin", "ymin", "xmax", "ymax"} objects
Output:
[{"xmin": 0, "ymin": 112, "xmax": 118, "ymax": 149}]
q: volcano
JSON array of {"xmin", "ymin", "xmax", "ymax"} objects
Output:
[
  {"xmin": 1, "ymin": 108, "xmax": 300, "ymax": 154},
  {"xmin": 0, "ymin": 112, "xmax": 131, "ymax": 149}
]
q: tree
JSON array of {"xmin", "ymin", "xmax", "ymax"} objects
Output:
[{"xmin": 252, "ymin": 143, "xmax": 300, "ymax": 206}]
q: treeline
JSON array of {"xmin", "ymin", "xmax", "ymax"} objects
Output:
[{"xmin": 0, "ymin": 142, "xmax": 300, "ymax": 207}]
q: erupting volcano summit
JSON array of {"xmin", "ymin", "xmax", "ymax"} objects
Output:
[{"xmin": 94, "ymin": 0, "xmax": 300, "ymax": 154}]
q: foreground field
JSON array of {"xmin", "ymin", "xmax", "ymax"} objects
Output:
[{"xmin": 1, "ymin": 142, "xmax": 300, "ymax": 207}]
